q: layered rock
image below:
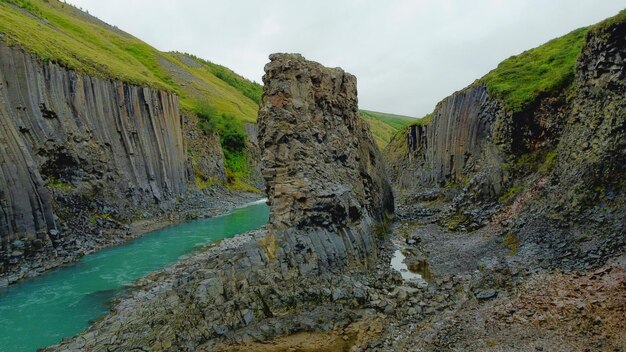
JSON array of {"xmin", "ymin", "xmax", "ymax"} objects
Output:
[
  {"xmin": 386, "ymin": 85, "xmax": 505, "ymax": 198},
  {"xmin": 49, "ymin": 53, "xmax": 393, "ymax": 351},
  {"xmin": 259, "ymin": 53, "xmax": 394, "ymax": 268},
  {"xmin": 0, "ymin": 42, "xmax": 198, "ymax": 275}
]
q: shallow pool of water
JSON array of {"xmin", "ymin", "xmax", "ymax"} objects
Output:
[
  {"xmin": 390, "ymin": 249, "xmax": 429, "ymax": 286},
  {"xmin": 0, "ymin": 200, "xmax": 269, "ymax": 352}
]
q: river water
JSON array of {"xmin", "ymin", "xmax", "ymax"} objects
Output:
[{"xmin": 0, "ymin": 200, "xmax": 269, "ymax": 351}]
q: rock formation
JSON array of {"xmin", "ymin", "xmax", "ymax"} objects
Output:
[
  {"xmin": 259, "ymin": 53, "xmax": 394, "ymax": 268},
  {"xmin": 48, "ymin": 53, "xmax": 393, "ymax": 351},
  {"xmin": 0, "ymin": 42, "xmax": 225, "ymax": 279},
  {"xmin": 384, "ymin": 14, "xmax": 625, "ymax": 269},
  {"xmin": 386, "ymin": 85, "xmax": 505, "ymax": 197}
]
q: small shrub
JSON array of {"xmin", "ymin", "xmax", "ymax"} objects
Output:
[
  {"xmin": 373, "ymin": 213, "xmax": 392, "ymax": 241},
  {"xmin": 539, "ymin": 150, "xmax": 558, "ymax": 174},
  {"xmin": 195, "ymin": 176, "xmax": 220, "ymax": 190},
  {"xmin": 499, "ymin": 185, "xmax": 524, "ymax": 203},
  {"xmin": 503, "ymin": 233, "xmax": 521, "ymax": 256},
  {"xmin": 446, "ymin": 214, "xmax": 470, "ymax": 231},
  {"xmin": 45, "ymin": 177, "xmax": 73, "ymax": 192}
]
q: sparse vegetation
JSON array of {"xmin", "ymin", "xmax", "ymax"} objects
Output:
[
  {"xmin": 45, "ymin": 177, "xmax": 73, "ymax": 192},
  {"xmin": 195, "ymin": 176, "xmax": 220, "ymax": 190},
  {"xmin": 499, "ymin": 185, "xmax": 524, "ymax": 203},
  {"xmin": 373, "ymin": 213, "xmax": 393, "ymax": 241},
  {"xmin": 503, "ymin": 232, "xmax": 521, "ymax": 256},
  {"xmin": 446, "ymin": 214, "xmax": 470, "ymax": 231},
  {"xmin": 539, "ymin": 150, "xmax": 558, "ymax": 174}
]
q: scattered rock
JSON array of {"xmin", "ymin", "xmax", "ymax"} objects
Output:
[{"xmin": 475, "ymin": 289, "xmax": 498, "ymax": 301}]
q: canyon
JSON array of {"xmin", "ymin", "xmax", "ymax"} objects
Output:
[{"xmin": 0, "ymin": 1, "xmax": 624, "ymax": 351}]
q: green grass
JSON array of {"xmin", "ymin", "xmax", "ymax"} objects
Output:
[
  {"xmin": 590, "ymin": 9, "xmax": 626, "ymax": 35},
  {"xmin": 383, "ymin": 112, "xmax": 433, "ymax": 158},
  {"xmin": 359, "ymin": 110, "xmax": 417, "ymax": 130},
  {"xmin": 479, "ymin": 27, "xmax": 589, "ymax": 113},
  {"xmin": 0, "ymin": 0, "xmax": 259, "ymax": 121},
  {"xmin": 178, "ymin": 53, "xmax": 263, "ymax": 104},
  {"xmin": 358, "ymin": 110, "xmax": 416, "ymax": 148},
  {"xmin": 503, "ymin": 233, "xmax": 520, "ymax": 256},
  {"xmin": 498, "ymin": 185, "xmax": 524, "ymax": 203},
  {"xmin": 0, "ymin": 0, "xmax": 263, "ymax": 186}
]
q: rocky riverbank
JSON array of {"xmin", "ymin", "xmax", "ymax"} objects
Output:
[
  {"xmin": 0, "ymin": 189, "xmax": 262, "ymax": 288},
  {"xmin": 47, "ymin": 53, "xmax": 396, "ymax": 351}
]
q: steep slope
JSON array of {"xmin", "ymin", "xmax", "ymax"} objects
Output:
[
  {"xmin": 0, "ymin": 0, "xmax": 261, "ymax": 186},
  {"xmin": 0, "ymin": 0, "xmax": 258, "ymax": 280},
  {"xmin": 358, "ymin": 110, "xmax": 415, "ymax": 148},
  {"xmin": 384, "ymin": 10, "xmax": 626, "ymax": 268},
  {"xmin": 385, "ymin": 24, "xmax": 589, "ymax": 192},
  {"xmin": 0, "ymin": 0, "xmax": 407, "ymax": 179},
  {"xmin": 0, "ymin": 40, "xmax": 200, "ymax": 279},
  {"xmin": 0, "ymin": 0, "xmax": 261, "ymax": 121}
]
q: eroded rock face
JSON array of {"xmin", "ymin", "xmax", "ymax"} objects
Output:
[
  {"xmin": 385, "ymin": 16, "xmax": 625, "ymax": 269},
  {"xmin": 259, "ymin": 53, "xmax": 393, "ymax": 233},
  {"xmin": 0, "ymin": 42, "xmax": 225, "ymax": 278},
  {"xmin": 48, "ymin": 54, "xmax": 394, "ymax": 351},
  {"xmin": 386, "ymin": 85, "xmax": 505, "ymax": 197}
]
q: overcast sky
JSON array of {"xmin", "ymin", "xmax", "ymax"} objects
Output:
[{"xmin": 67, "ymin": 0, "xmax": 626, "ymax": 117}]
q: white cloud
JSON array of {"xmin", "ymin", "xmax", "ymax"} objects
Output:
[{"xmin": 67, "ymin": 0, "xmax": 626, "ymax": 116}]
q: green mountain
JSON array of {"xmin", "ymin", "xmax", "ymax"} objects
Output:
[
  {"xmin": 358, "ymin": 110, "xmax": 416, "ymax": 148},
  {"xmin": 0, "ymin": 0, "xmax": 262, "ymax": 122}
]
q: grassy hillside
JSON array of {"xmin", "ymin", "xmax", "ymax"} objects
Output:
[
  {"xmin": 0, "ymin": 0, "xmax": 416, "ymax": 180},
  {"xmin": 384, "ymin": 113, "xmax": 432, "ymax": 159},
  {"xmin": 480, "ymin": 13, "xmax": 626, "ymax": 113},
  {"xmin": 479, "ymin": 27, "xmax": 589, "ymax": 113},
  {"xmin": 0, "ymin": 0, "xmax": 263, "ymax": 185},
  {"xmin": 0, "ymin": 0, "xmax": 262, "ymax": 124},
  {"xmin": 358, "ymin": 110, "xmax": 416, "ymax": 148}
]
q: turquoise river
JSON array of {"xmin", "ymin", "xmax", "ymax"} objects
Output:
[{"xmin": 0, "ymin": 200, "xmax": 269, "ymax": 351}]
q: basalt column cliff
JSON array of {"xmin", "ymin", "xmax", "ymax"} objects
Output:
[
  {"xmin": 50, "ymin": 54, "xmax": 393, "ymax": 351},
  {"xmin": 0, "ymin": 42, "xmax": 191, "ymax": 278}
]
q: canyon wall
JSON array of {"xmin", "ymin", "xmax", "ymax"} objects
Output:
[
  {"xmin": 386, "ymin": 85, "xmax": 505, "ymax": 198},
  {"xmin": 50, "ymin": 53, "xmax": 394, "ymax": 351},
  {"xmin": 0, "ymin": 42, "xmax": 195, "ymax": 274},
  {"xmin": 385, "ymin": 16, "xmax": 625, "ymax": 268}
]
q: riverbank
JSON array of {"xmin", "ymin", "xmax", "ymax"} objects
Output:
[
  {"xmin": 0, "ymin": 188, "xmax": 263, "ymax": 288},
  {"xmin": 0, "ymin": 199, "xmax": 270, "ymax": 352}
]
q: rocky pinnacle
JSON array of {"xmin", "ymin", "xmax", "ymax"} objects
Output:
[{"xmin": 259, "ymin": 53, "xmax": 393, "ymax": 240}]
